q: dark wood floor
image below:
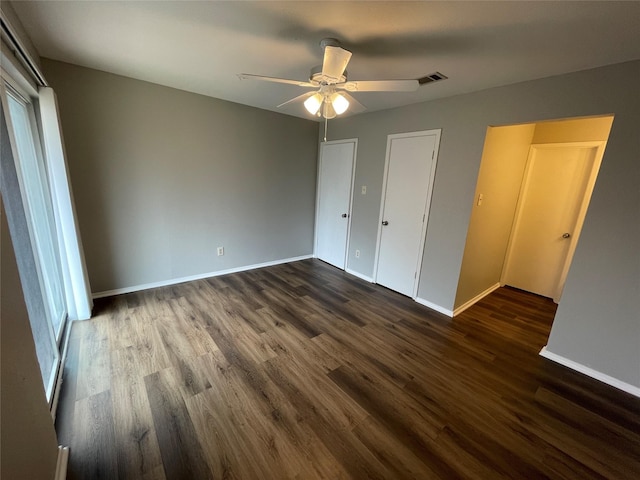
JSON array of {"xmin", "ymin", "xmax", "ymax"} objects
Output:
[{"xmin": 56, "ymin": 259, "xmax": 640, "ymax": 479}]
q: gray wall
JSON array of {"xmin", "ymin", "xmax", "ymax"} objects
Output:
[
  {"xmin": 42, "ymin": 59, "xmax": 319, "ymax": 294},
  {"xmin": 1, "ymin": 197, "xmax": 59, "ymax": 480},
  {"xmin": 328, "ymin": 61, "xmax": 640, "ymax": 388}
]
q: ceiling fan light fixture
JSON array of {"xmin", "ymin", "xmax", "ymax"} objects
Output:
[
  {"xmin": 322, "ymin": 100, "xmax": 337, "ymax": 119},
  {"xmin": 331, "ymin": 92, "xmax": 349, "ymax": 115},
  {"xmin": 304, "ymin": 93, "xmax": 323, "ymax": 115}
]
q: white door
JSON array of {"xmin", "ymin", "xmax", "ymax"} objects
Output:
[
  {"xmin": 315, "ymin": 140, "xmax": 356, "ymax": 269},
  {"xmin": 375, "ymin": 131, "xmax": 439, "ymax": 297},
  {"xmin": 502, "ymin": 144, "xmax": 602, "ymax": 301}
]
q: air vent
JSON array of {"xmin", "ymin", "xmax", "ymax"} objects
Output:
[{"xmin": 418, "ymin": 72, "xmax": 448, "ymax": 85}]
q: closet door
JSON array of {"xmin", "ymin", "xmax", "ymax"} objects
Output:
[
  {"xmin": 375, "ymin": 131, "xmax": 439, "ymax": 297},
  {"xmin": 315, "ymin": 139, "xmax": 357, "ymax": 269}
]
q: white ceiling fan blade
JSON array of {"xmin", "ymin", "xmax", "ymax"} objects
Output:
[
  {"xmin": 322, "ymin": 46, "xmax": 352, "ymax": 82},
  {"xmin": 277, "ymin": 91, "xmax": 316, "ymax": 108},
  {"xmin": 238, "ymin": 74, "xmax": 315, "ymax": 88},
  {"xmin": 342, "ymin": 79, "xmax": 419, "ymax": 92},
  {"xmin": 338, "ymin": 92, "xmax": 367, "ymax": 114}
]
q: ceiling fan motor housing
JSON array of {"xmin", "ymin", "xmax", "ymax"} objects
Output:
[{"xmin": 310, "ymin": 65, "xmax": 347, "ymax": 85}]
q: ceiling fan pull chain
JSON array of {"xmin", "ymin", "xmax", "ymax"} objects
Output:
[{"xmin": 324, "ymin": 116, "xmax": 328, "ymax": 142}]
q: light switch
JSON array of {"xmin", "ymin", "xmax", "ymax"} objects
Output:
[
  {"xmin": 477, "ymin": 193, "xmax": 484, "ymax": 206},
  {"xmin": 361, "ymin": 186, "xmax": 367, "ymax": 195}
]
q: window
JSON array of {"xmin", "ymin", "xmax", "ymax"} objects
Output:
[{"xmin": 1, "ymin": 77, "xmax": 66, "ymax": 401}]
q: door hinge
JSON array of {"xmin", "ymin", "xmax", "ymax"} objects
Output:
[{"xmin": 432, "ymin": 150, "xmax": 435, "ymax": 159}]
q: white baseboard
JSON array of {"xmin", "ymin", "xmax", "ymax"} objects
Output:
[
  {"xmin": 414, "ymin": 297, "xmax": 454, "ymax": 317},
  {"xmin": 539, "ymin": 346, "xmax": 640, "ymax": 398},
  {"xmin": 453, "ymin": 282, "xmax": 501, "ymax": 317},
  {"xmin": 92, "ymin": 255, "xmax": 313, "ymax": 299},
  {"xmin": 345, "ymin": 268, "xmax": 374, "ymax": 283},
  {"xmin": 55, "ymin": 446, "xmax": 69, "ymax": 480}
]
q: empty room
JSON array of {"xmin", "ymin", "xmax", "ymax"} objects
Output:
[{"xmin": 1, "ymin": 1, "xmax": 639, "ymax": 479}]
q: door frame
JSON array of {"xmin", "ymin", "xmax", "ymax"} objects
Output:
[
  {"xmin": 313, "ymin": 138, "xmax": 358, "ymax": 269},
  {"xmin": 500, "ymin": 141, "xmax": 606, "ymax": 302},
  {"xmin": 373, "ymin": 129, "xmax": 441, "ymax": 298}
]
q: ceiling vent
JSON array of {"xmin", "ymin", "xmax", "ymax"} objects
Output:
[{"xmin": 418, "ymin": 72, "xmax": 448, "ymax": 85}]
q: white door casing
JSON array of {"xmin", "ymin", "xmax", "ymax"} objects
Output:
[
  {"xmin": 314, "ymin": 139, "xmax": 357, "ymax": 269},
  {"xmin": 375, "ymin": 130, "xmax": 440, "ymax": 297},
  {"xmin": 502, "ymin": 142, "xmax": 605, "ymax": 301}
]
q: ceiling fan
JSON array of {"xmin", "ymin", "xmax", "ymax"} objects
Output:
[{"xmin": 238, "ymin": 38, "xmax": 421, "ymax": 121}]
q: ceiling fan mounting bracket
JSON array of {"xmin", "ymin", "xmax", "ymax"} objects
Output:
[{"xmin": 319, "ymin": 38, "xmax": 342, "ymax": 50}]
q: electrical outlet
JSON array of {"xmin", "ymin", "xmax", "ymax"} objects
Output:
[
  {"xmin": 355, "ymin": 249, "xmax": 360, "ymax": 258},
  {"xmin": 217, "ymin": 246, "xmax": 224, "ymax": 256}
]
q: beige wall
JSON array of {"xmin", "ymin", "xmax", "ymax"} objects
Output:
[
  {"xmin": 532, "ymin": 116, "xmax": 613, "ymax": 144},
  {"xmin": 454, "ymin": 124, "xmax": 534, "ymax": 308},
  {"xmin": 1, "ymin": 197, "xmax": 59, "ymax": 480}
]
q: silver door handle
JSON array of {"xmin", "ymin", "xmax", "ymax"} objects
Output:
[
  {"xmin": 562, "ymin": 232, "xmax": 571, "ymax": 239},
  {"xmin": 341, "ymin": 213, "xmax": 348, "ymax": 218},
  {"xmin": 382, "ymin": 220, "xmax": 389, "ymax": 226}
]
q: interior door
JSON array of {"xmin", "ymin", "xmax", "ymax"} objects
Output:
[
  {"xmin": 503, "ymin": 145, "xmax": 600, "ymax": 300},
  {"xmin": 315, "ymin": 140, "xmax": 356, "ymax": 269},
  {"xmin": 376, "ymin": 131, "xmax": 439, "ymax": 297}
]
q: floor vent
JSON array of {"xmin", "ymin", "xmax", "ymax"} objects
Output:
[{"xmin": 418, "ymin": 72, "xmax": 448, "ymax": 85}]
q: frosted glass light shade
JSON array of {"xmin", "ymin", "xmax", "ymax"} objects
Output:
[
  {"xmin": 331, "ymin": 93, "xmax": 349, "ymax": 115},
  {"xmin": 304, "ymin": 93, "xmax": 323, "ymax": 115},
  {"xmin": 322, "ymin": 101, "xmax": 337, "ymax": 119}
]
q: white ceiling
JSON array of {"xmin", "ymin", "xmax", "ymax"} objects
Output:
[{"xmin": 10, "ymin": 1, "xmax": 640, "ymax": 120}]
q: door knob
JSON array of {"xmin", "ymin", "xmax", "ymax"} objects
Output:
[
  {"xmin": 382, "ymin": 220, "xmax": 389, "ymax": 226},
  {"xmin": 341, "ymin": 213, "xmax": 348, "ymax": 218},
  {"xmin": 562, "ymin": 232, "xmax": 571, "ymax": 239}
]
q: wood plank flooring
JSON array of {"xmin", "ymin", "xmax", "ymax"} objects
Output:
[{"xmin": 55, "ymin": 259, "xmax": 640, "ymax": 479}]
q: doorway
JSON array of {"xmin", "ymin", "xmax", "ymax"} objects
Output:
[
  {"xmin": 454, "ymin": 115, "xmax": 613, "ymax": 314},
  {"xmin": 314, "ymin": 139, "xmax": 357, "ymax": 270},
  {"xmin": 374, "ymin": 130, "xmax": 440, "ymax": 297}
]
